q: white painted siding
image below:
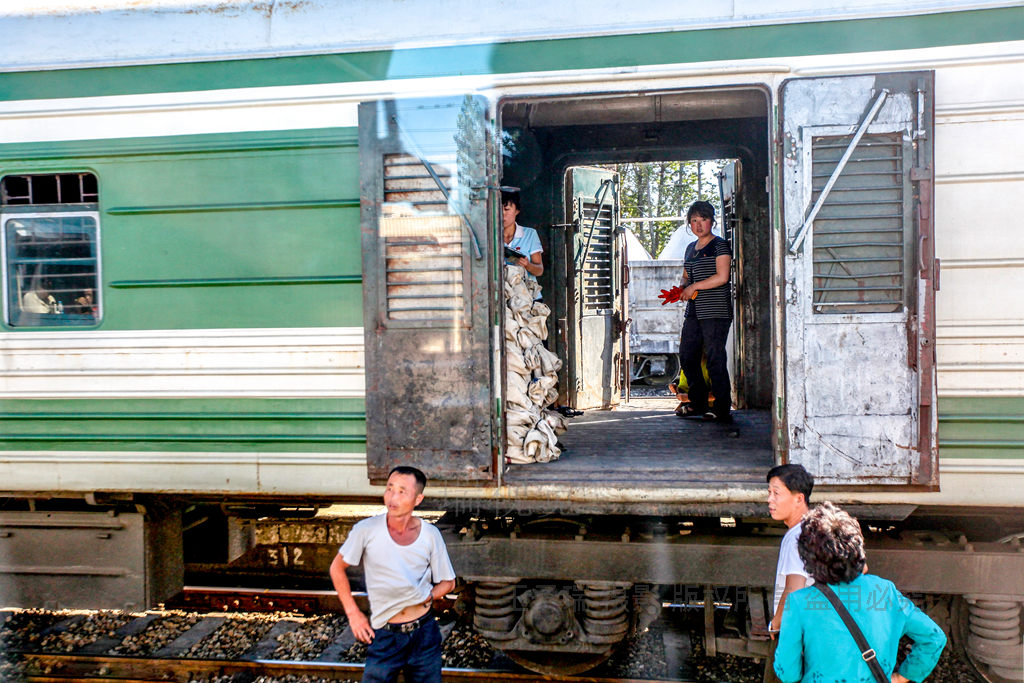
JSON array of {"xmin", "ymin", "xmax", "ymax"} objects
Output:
[
  {"xmin": 0, "ymin": 327, "xmax": 365, "ymax": 398},
  {"xmin": 1, "ymin": 1, "xmax": 1017, "ymax": 71},
  {"xmin": 933, "ymin": 55, "xmax": 1024, "ymax": 396}
]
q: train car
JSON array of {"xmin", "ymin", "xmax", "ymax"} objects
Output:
[{"xmin": 1, "ymin": 1, "xmax": 1023, "ymax": 679}]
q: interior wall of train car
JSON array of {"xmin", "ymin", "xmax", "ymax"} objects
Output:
[{"xmin": 499, "ymin": 88, "xmax": 772, "ymax": 411}]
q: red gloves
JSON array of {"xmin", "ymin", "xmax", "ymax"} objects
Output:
[
  {"xmin": 658, "ymin": 287, "xmax": 682, "ymax": 305},
  {"xmin": 658, "ymin": 287, "xmax": 697, "ymax": 305}
]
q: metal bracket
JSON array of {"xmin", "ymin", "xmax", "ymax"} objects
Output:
[{"xmin": 783, "ymin": 132, "xmax": 798, "ymax": 160}]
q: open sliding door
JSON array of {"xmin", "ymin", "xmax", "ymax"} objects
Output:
[
  {"xmin": 567, "ymin": 167, "xmax": 626, "ymax": 410},
  {"xmin": 780, "ymin": 72, "xmax": 937, "ymax": 486},
  {"xmin": 359, "ymin": 96, "xmax": 498, "ymax": 483}
]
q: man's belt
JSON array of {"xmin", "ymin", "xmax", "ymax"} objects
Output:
[{"xmin": 383, "ymin": 609, "xmax": 433, "ymax": 634}]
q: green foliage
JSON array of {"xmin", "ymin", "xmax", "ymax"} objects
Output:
[{"xmin": 608, "ymin": 160, "xmax": 727, "ymax": 258}]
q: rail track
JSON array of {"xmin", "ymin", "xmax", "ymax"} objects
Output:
[
  {"xmin": 16, "ymin": 652, "xmax": 686, "ymax": 683},
  {"xmin": 1, "ymin": 587, "xmax": 983, "ymax": 683}
]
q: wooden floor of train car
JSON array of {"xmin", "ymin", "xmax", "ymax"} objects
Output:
[{"xmin": 505, "ymin": 398, "xmax": 773, "ymax": 485}]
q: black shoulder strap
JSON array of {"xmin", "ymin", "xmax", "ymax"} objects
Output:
[{"xmin": 815, "ymin": 584, "xmax": 888, "ymax": 683}]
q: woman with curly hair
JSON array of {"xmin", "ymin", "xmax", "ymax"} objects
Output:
[{"xmin": 773, "ymin": 502, "xmax": 946, "ymax": 683}]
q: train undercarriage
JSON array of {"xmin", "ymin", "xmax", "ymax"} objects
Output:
[{"xmin": 3, "ymin": 497, "xmax": 1022, "ymax": 681}]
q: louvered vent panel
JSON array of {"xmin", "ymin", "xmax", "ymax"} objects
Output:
[
  {"xmin": 579, "ymin": 200, "xmax": 614, "ymax": 310},
  {"xmin": 811, "ymin": 133, "xmax": 908, "ymax": 314},
  {"xmin": 381, "ymin": 153, "xmax": 465, "ymax": 321}
]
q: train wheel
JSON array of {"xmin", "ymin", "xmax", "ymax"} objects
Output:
[
  {"xmin": 506, "ymin": 650, "xmax": 611, "ymax": 675},
  {"xmin": 953, "ymin": 595, "xmax": 1024, "ymax": 683}
]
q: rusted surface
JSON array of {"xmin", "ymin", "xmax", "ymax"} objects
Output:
[
  {"xmin": 912, "ymin": 76, "xmax": 939, "ymax": 487},
  {"xmin": 360, "ymin": 98, "xmax": 496, "ymax": 483},
  {"xmin": 449, "ymin": 530, "xmax": 1024, "ymax": 595},
  {"xmin": 167, "ymin": 586, "xmax": 348, "ymax": 614},
  {"xmin": 779, "ymin": 71, "xmax": 936, "ymax": 486}
]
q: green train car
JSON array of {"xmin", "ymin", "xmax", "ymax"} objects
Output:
[{"xmin": 1, "ymin": 1, "xmax": 1022, "ymax": 678}]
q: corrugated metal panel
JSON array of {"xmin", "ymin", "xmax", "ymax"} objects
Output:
[
  {"xmin": 578, "ymin": 200, "xmax": 615, "ymax": 310},
  {"xmin": 810, "ymin": 132, "xmax": 909, "ymax": 314},
  {"xmin": 380, "ymin": 154, "xmax": 466, "ymax": 322}
]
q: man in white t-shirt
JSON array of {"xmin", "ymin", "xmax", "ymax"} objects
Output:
[
  {"xmin": 764, "ymin": 464, "xmax": 813, "ymax": 683},
  {"xmin": 329, "ymin": 466, "xmax": 456, "ymax": 683}
]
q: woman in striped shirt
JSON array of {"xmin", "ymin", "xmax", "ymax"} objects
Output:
[{"xmin": 678, "ymin": 200, "xmax": 733, "ymax": 422}]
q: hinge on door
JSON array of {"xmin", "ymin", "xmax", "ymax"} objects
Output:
[
  {"xmin": 612, "ymin": 312, "xmax": 630, "ymax": 339},
  {"xmin": 909, "ymin": 167, "xmax": 930, "ymax": 181},
  {"xmin": 783, "ymin": 132, "xmax": 798, "ymax": 160}
]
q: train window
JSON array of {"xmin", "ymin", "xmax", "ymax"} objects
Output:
[
  {"xmin": 810, "ymin": 132, "xmax": 911, "ymax": 314},
  {"xmin": 2, "ymin": 173, "xmax": 100, "ymax": 328},
  {"xmin": 1, "ymin": 173, "xmax": 98, "ymax": 205}
]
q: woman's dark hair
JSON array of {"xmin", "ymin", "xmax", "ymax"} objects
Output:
[
  {"xmin": 501, "ymin": 188, "xmax": 521, "ymax": 211},
  {"xmin": 797, "ymin": 502, "xmax": 867, "ymax": 585},
  {"xmin": 686, "ymin": 199, "xmax": 716, "ymax": 224}
]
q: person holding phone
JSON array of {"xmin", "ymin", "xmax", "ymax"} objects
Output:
[{"xmin": 502, "ymin": 187, "xmax": 544, "ymax": 300}]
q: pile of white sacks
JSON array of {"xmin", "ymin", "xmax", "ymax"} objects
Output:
[{"xmin": 504, "ymin": 264, "xmax": 569, "ymax": 464}]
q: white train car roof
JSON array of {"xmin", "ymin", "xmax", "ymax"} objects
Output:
[{"xmin": 1, "ymin": 0, "xmax": 1020, "ymax": 70}]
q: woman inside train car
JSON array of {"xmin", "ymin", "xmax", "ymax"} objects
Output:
[
  {"xmin": 773, "ymin": 502, "xmax": 946, "ymax": 683},
  {"xmin": 502, "ymin": 187, "xmax": 544, "ymax": 299},
  {"xmin": 668, "ymin": 200, "xmax": 733, "ymax": 422}
]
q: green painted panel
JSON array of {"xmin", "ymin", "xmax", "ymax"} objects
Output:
[
  {"xmin": 3, "ymin": 397, "xmax": 1019, "ymax": 459},
  {"xmin": 0, "ymin": 128, "xmax": 365, "ymax": 330},
  {"xmin": 938, "ymin": 396, "xmax": 1024, "ymax": 460},
  {"xmin": 102, "ymin": 209, "xmax": 360, "ymax": 281},
  {"xmin": 0, "ymin": 8, "xmax": 1021, "ymax": 101},
  {"xmin": 0, "ymin": 398, "xmax": 366, "ymax": 453}
]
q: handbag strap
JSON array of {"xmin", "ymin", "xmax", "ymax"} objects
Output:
[{"xmin": 815, "ymin": 583, "xmax": 889, "ymax": 683}]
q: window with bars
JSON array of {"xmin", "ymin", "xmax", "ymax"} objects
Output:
[
  {"xmin": 577, "ymin": 197, "xmax": 615, "ymax": 311},
  {"xmin": 810, "ymin": 133, "xmax": 911, "ymax": 315},
  {"xmin": 380, "ymin": 154, "xmax": 466, "ymax": 322},
  {"xmin": 2, "ymin": 173, "xmax": 101, "ymax": 327}
]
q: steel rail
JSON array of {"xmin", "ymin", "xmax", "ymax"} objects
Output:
[
  {"xmin": 171, "ymin": 586, "xmax": 463, "ymax": 615},
  {"xmin": 17, "ymin": 652, "xmax": 689, "ymax": 683}
]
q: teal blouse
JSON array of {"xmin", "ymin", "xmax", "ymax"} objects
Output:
[{"xmin": 774, "ymin": 573, "xmax": 946, "ymax": 683}]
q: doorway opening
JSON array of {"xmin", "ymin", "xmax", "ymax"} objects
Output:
[{"xmin": 498, "ymin": 87, "xmax": 775, "ymax": 486}]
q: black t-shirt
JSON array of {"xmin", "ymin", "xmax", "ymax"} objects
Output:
[{"xmin": 683, "ymin": 235, "xmax": 732, "ymax": 319}]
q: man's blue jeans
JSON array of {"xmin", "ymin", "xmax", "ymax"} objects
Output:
[{"xmin": 362, "ymin": 618, "xmax": 442, "ymax": 683}]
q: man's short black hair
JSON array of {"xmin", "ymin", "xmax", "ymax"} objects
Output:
[
  {"xmin": 389, "ymin": 465, "xmax": 427, "ymax": 493},
  {"xmin": 767, "ymin": 463, "xmax": 813, "ymax": 502},
  {"xmin": 501, "ymin": 188, "xmax": 521, "ymax": 211}
]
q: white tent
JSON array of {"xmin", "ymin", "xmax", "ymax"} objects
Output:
[
  {"xmin": 623, "ymin": 227, "xmax": 651, "ymax": 261},
  {"xmin": 658, "ymin": 226, "xmax": 691, "ymax": 259}
]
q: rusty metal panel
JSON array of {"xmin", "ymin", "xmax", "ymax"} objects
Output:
[
  {"xmin": 780, "ymin": 72, "xmax": 936, "ymax": 486},
  {"xmin": 447, "ymin": 534, "xmax": 1024, "ymax": 596},
  {"xmin": 0, "ymin": 509, "xmax": 181, "ymax": 610},
  {"xmin": 359, "ymin": 97, "xmax": 497, "ymax": 482}
]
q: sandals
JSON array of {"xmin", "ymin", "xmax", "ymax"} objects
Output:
[{"xmin": 676, "ymin": 403, "xmax": 708, "ymax": 418}]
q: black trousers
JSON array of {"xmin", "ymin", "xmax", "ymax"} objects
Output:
[{"xmin": 678, "ymin": 316, "xmax": 732, "ymax": 416}]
